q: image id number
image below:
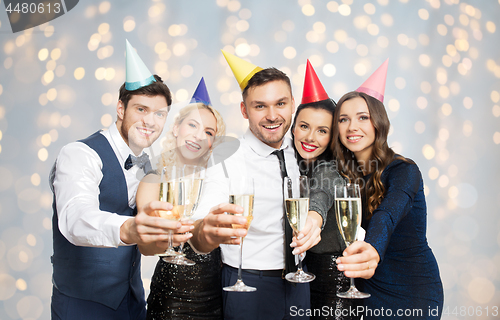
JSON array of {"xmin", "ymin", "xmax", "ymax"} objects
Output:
[
  {"xmin": 6, "ymin": 2, "xmax": 61, "ymax": 14},
  {"xmin": 442, "ymin": 305, "xmax": 498, "ymax": 317}
]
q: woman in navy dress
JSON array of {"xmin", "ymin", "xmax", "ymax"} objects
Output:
[{"xmin": 333, "ymin": 91, "xmax": 443, "ymax": 319}]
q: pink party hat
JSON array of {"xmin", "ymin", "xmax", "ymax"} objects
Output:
[{"xmin": 356, "ymin": 59, "xmax": 389, "ymax": 103}]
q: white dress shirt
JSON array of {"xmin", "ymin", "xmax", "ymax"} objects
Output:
[
  {"xmin": 193, "ymin": 130, "xmax": 300, "ymax": 270},
  {"xmin": 51, "ymin": 123, "xmax": 145, "ymax": 248}
]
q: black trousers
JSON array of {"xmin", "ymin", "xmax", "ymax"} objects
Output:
[{"xmin": 222, "ymin": 264, "xmax": 310, "ymax": 320}]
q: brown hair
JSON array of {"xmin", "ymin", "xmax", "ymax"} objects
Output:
[
  {"xmin": 118, "ymin": 74, "xmax": 172, "ymax": 110},
  {"xmin": 332, "ymin": 91, "xmax": 409, "ymax": 217},
  {"xmin": 242, "ymin": 67, "xmax": 292, "ymax": 101}
]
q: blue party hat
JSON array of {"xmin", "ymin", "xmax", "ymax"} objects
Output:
[
  {"xmin": 125, "ymin": 39, "xmax": 156, "ymax": 91},
  {"xmin": 190, "ymin": 77, "xmax": 212, "ymax": 105}
]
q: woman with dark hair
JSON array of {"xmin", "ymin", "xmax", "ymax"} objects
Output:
[
  {"xmin": 291, "ymin": 61, "xmax": 359, "ymax": 320},
  {"xmin": 334, "ymin": 61, "xmax": 443, "ymax": 319}
]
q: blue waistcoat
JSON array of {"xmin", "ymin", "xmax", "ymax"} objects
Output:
[{"xmin": 51, "ymin": 131, "xmax": 143, "ymax": 310}]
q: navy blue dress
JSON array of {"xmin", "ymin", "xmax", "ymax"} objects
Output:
[{"xmin": 362, "ymin": 157, "xmax": 443, "ymax": 319}]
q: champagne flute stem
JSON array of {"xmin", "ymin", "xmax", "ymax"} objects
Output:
[
  {"xmin": 346, "ymin": 242, "xmax": 354, "ymax": 288},
  {"xmin": 171, "ymin": 242, "xmax": 185, "ymax": 263},
  {"xmin": 237, "ymin": 237, "xmax": 243, "ymax": 281},
  {"xmin": 297, "ymin": 252, "xmax": 303, "ymax": 273},
  {"xmin": 177, "ymin": 217, "xmax": 189, "ymax": 255},
  {"xmin": 168, "ymin": 230, "xmax": 173, "ymax": 250}
]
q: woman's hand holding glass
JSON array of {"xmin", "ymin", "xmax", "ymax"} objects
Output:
[
  {"xmin": 289, "ymin": 210, "xmax": 323, "ymax": 255},
  {"xmin": 284, "ymin": 175, "xmax": 316, "ymax": 283},
  {"xmin": 137, "ymin": 200, "xmax": 193, "ymax": 247},
  {"xmin": 334, "ymin": 183, "xmax": 371, "ymax": 298},
  {"xmin": 155, "ymin": 166, "xmax": 189, "ymax": 258},
  {"xmin": 163, "ymin": 165, "xmax": 204, "ymax": 266},
  {"xmin": 336, "ymin": 241, "xmax": 379, "ymax": 279}
]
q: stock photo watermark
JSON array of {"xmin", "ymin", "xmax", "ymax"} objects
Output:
[
  {"xmin": 3, "ymin": 0, "xmax": 79, "ymax": 33},
  {"xmin": 290, "ymin": 305, "xmax": 438, "ymax": 318}
]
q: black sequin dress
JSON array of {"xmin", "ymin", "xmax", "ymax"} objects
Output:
[
  {"xmin": 305, "ymin": 161, "xmax": 361, "ymax": 320},
  {"xmin": 146, "ymin": 243, "xmax": 223, "ymax": 320},
  {"xmin": 361, "ymin": 157, "xmax": 443, "ymax": 319}
]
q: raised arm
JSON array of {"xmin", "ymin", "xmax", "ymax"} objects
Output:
[
  {"xmin": 53, "ymin": 142, "xmax": 132, "ymax": 248},
  {"xmin": 363, "ymin": 161, "xmax": 421, "ymax": 262},
  {"xmin": 337, "ymin": 160, "xmax": 421, "ymax": 278}
]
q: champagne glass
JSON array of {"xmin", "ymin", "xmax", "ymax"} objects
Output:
[
  {"xmin": 223, "ymin": 177, "xmax": 256, "ymax": 292},
  {"xmin": 284, "ymin": 175, "xmax": 315, "ymax": 283},
  {"xmin": 163, "ymin": 165, "xmax": 204, "ymax": 266},
  {"xmin": 155, "ymin": 166, "xmax": 184, "ymax": 257},
  {"xmin": 335, "ymin": 183, "xmax": 371, "ymax": 299}
]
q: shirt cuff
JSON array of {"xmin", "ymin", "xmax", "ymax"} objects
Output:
[{"xmin": 104, "ymin": 215, "xmax": 135, "ymax": 247}]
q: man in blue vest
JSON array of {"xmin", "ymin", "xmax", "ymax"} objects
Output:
[{"xmin": 50, "ymin": 41, "xmax": 191, "ymax": 320}]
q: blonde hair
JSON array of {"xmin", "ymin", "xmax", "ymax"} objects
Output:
[{"xmin": 159, "ymin": 103, "xmax": 226, "ymax": 169}]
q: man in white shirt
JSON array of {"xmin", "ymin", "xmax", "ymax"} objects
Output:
[
  {"xmin": 50, "ymin": 73, "xmax": 193, "ymax": 320},
  {"xmin": 191, "ymin": 67, "xmax": 322, "ymax": 319}
]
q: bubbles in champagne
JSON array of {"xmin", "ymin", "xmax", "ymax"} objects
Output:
[
  {"xmin": 335, "ymin": 198, "xmax": 361, "ymax": 246},
  {"xmin": 229, "ymin": 194, "xmax": 254, "ymax": 231},
  {"xmin": 285, "ymin": 198, "xmax": 309, "ymax": 233}
]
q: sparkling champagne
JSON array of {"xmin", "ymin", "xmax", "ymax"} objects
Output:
[
  {"xmin": 229, "ymin": 194, "xmax": 254, "ymax": 230},
  {"xmin": 183, "ymin": 178, "xmax": 203, "ymax": 219},
  {"xmin": 158, "ymin": 181, "xmax": 184, "ymax": 220},
  {"xmin": 285, "ymin": 198, "xmax": 309, "ymax": 233},
  {"xmin": 335, "ymin": 197, "xmax": 361, "ymax": 245}
]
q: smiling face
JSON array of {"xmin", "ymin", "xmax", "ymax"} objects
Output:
[
  {"xmin": 241, "ymin": 80, "xmax": 295, "ymax": 149},
  {"xmin": 117, "ymin": 94, "xmax": 169, "ymax": 155},
  {"xmin": 173, "ymin": 108, "xmax": 217, "ymax": 165},
  {"xmin": 292, "ymin": 107, "xmax": 333, "ymax": 163},
  {"xmin": 338, "ymin": 97, "xmax": 376, "ymax": 163}
]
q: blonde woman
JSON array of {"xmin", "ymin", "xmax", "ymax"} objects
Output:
[
  {"xmin": 157, "ymin": 104, "xmax": 224, "ymax": 169},
  {"xmin": 137, "ymin": 79, "xmax": 226, "ymax": 319}
]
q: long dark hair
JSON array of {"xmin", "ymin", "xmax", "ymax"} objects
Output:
[
  {"xmin": 332, "ymin": 91, "xmax": 408, "ymax": 217},
  {"xmin": 291, "ymin": 98, "xmax": 336, "ymax": 175}
]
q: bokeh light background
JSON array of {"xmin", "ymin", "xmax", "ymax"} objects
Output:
[{"xmin": 0, "ymin": 0, "xmax": 499, "ymax": 319}]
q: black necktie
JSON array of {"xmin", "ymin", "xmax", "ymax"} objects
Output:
[
  {"xmin": 272, "ymin": 149, "xmax": 296, "ymax": 275},
  {"xmin": 124, "ymin": 153, "xmax": 151, "ymax": 173}
]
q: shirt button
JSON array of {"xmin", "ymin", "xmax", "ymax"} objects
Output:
[{"xmin": 133, "ymin": 262, "xmax": 136, "ymax": 267}]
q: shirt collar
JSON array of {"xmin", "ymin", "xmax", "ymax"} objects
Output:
[
  {"xmin": 108, "ymin": 122, "xmax": 142, "ymax": 166},
  {"xmin": 243, "ymin": 129, "xmax": 290, "ymax": 158}
]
